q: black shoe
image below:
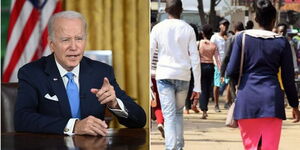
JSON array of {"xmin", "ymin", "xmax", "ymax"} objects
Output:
[
  {"xmin": 201, "ymin": 111, "xmax": 208, "ymax": 119},
  {"xmin": 157, "ymin": 124, "xmax": 165, "ymax": 138}
]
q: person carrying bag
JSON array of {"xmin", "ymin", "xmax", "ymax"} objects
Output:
[
  {"xmin": 225, "ymin": 1, "xmax": 300, "ymax": 149},
  {"xmin": 225, "ymin": 32, "xmax": 245, "ymax": 128}
]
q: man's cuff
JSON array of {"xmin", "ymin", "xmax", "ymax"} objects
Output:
[
  {"xmin": 64, "ymin": 118, "xmax": 78, "ymax": 136},
  {"xmin": 193, "ymin": 88, "xmax": 201, "ymax": 93},
  {"xmin": 108, "ymin": 98, "xmax": 128, "ymax": 118}
]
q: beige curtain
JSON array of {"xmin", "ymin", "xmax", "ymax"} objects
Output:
[{"xmin": 64, "ymin": 0, "xmax": 149, "ymax": 128}]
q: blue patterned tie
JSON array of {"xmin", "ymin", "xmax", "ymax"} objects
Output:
[{"xmin": 65, "ymin": 72, "xmax": 81, "ymax": 118}]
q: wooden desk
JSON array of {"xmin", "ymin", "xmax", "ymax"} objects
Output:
[{"xmin": 1, "ymin": 128, "xmax": 148, "ymax": 150}]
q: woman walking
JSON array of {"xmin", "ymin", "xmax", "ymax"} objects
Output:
[
  {"xmin": 226, "ymin": 0, "xmax": 300, "ymax": 149},
  {"xmin": 198, "ymin": 24, "xmax": 221, "ymax": 119}
]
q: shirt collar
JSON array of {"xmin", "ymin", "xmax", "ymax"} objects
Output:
[
  {"xmin": 244, "ymin": 29, "xmax": 282, "ymax": 39},
  {"xmin": 54, "ymin": 57, "xmax": 80, "ymax": 78}
]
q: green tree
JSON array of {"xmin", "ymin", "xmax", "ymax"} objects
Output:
[
  {"xmin": 197, "ymin": 0, "xmax": 206, "ymax": 25},
  {"xmin": 197, "ymin": 0, "xmax": 221, "ymax": 28}
]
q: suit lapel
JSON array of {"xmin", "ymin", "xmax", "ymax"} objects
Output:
[
  {"xmin": 44, "ymin": 54, "xmax": 72, "ymax": 118},
  {"xmin": 78, "ymin": 57, "xmax": 93, "ymax": 118}
]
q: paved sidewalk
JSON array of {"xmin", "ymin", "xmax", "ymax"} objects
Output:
[{"xmin": 150, "ymin": 97, "xmax": 300, "ymax": 150}]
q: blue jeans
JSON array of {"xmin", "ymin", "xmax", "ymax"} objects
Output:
[{"xmin": 157, "ymin": 79, "xmax": 189, "ymax": 150}]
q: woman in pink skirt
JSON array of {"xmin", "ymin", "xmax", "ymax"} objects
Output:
[{"xmin": 226, "ymin": 0, "xmax": 300, "ymax": 149}]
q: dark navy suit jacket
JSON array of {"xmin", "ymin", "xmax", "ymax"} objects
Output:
[
  {"xmin": 14, "ymin": 54, "xmax": 146, "ymax": 134},
  {"xmin": 226, "ymin": 32, "xmax": 299, "ymax": 120}
]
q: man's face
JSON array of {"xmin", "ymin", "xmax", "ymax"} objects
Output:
[
  {"xmin": 220, "ymin": 23, "xmax": 229, "ymax": 34},
  {"xmin": 277, "ymin": 26, "xmax": 287, "ymax": 36},
  {"xmin": 49, "ymin": 18, "xmax": 86, "ymax": 71}
]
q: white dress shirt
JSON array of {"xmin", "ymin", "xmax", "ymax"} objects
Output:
[
  {"xmin": 54, "ymin": 59, "xmax": 128, "ymax": 135},
  {"xmin": 150, "ymin": 19, "xmax": 201, "ymax": 92}
]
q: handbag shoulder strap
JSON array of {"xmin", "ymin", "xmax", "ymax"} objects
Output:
[{"xmin": 237, "ymin": 33, "xmax": 246, "ymax": 88}]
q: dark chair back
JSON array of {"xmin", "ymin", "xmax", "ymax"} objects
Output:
[{"xmin": 1, "ymin": 83, "xmax": 18, "ymax": 133}]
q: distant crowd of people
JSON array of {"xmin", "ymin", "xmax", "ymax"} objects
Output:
[{"xmin": 150, "ymin": 0, "xmax": 300, "ymax": 150}]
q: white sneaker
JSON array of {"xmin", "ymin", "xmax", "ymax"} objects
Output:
[{"xmin": 157, "ymin": 124, "xmax": 165, "ymax": 138}]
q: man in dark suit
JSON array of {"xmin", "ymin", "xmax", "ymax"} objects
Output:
[{"xmin": 14, "ymin": 11, "xmax": 146, "ymax": 136}]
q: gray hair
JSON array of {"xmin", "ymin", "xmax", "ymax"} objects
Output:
[{"xmin": 48, "ymin": 11, "xmax": 87, "ymax": 41}]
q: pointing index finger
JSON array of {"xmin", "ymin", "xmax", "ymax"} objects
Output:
[{"xmin": 102, "ymin": 77, "xmax": 110, "ymax": 88}]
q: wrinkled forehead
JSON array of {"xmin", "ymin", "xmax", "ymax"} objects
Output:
[{"xmin": 53, "ymin": 18, "xmax": 85, "ymax": 36}]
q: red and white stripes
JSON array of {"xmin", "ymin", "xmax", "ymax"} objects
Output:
[{"xmin": 2, "ymin": 0, "xmax": 62, "ymax": 82}]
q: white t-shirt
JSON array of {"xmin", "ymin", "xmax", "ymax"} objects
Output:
[
  {"xmin": 211, "ymin": 33, "xmax": 226, "ymax": 61},
  {"xmin": 150, "ymin": 19, "xmax": 201, "ymax": 92}
]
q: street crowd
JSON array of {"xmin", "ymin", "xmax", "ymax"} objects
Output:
[{"xmin": 150, "ymin": 0, "xmax": 300, "ymax": 150}]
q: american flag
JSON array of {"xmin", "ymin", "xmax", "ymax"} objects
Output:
[{"xmin": 2, "ymin": 0, "xmax": 62, "ymax": 82}]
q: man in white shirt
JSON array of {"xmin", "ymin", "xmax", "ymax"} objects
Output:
[
  {"xmin": 14, "ymin": 11, "xmax": 146, "ymax": 136},
  {"xmin": 150, "ymin": 0, "xmax": 201, "ymax": 149},
  {"xmin": 210, "ymin": 19, "xmax": 230, "ymax": 112}
]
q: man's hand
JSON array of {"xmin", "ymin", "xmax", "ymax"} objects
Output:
[
  {"xmin": 292, "ymin": 107, "xmax": 300, "ymax": 123},
  {"xmin": 90, "ymin": 77, "xmax": 118, "ymax": 109},
  {"xmin": 220, "ymin": 77, "xmax": 225, "ymax": 84},
  {"xmin": 190, "ymin": 92, "xmax": 200, "ymax": 101},
  {"xmin": 74, "ymin": 116, "xmax": 108, "ymax": 136}
]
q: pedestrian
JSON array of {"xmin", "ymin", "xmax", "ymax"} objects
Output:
[
  {"xmin": 198, "ymin": 24, "xmax": 221, "ymax": 119},
  {"xmin": 151, "ymin": 48, "xmax": 165, "ymax": 138},
  {"xmin": 221, "ymin": 22, "xmax": 245, "ymax": 102},
  {"xmin": 185, "ymin": 23, "xmax": 201, "ymax": 114},
  {"xmin": 210, "ymin": 18, "xmax": 230, "ymax": 112},
  {"xmin": 276, "ymin": 23, "xmax": 288, "ymax": 36},
  {"xmin": 226, "ymin": 0, "xmax": 300, "ymax": 149},
  {"xmin": 150, "ymin": 0, "xmax": 201, "ymax": 149},
  {"xmin": 245, "ymin": 20, "xmax": 254, "ymax": 30}
]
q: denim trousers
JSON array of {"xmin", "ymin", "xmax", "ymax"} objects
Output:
[{"xmin": 157, "ymin": 79, "xmax": 189, "ymax": 150}]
